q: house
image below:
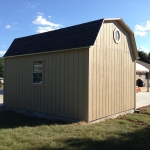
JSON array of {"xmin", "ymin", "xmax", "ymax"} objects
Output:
[
  {"xmin": 3, "ymin": 18, "xmax": 139, "ymax": 123},
  {"xmin": 136, "ymin": 60, "xmax": 150, "ymax": 91}
]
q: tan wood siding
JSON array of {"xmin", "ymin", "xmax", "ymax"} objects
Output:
[
  {"xmin": 88, "ymin": 21, "xmax": 135, "ymax": 122},
  {"xmin": 4, "ymin": 48, "xmax": 89, "ymax": 121}
]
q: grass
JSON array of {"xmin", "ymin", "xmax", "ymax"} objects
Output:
[{"xmin": 0, "ymin": 106, "xmax": 150, "ymax": 150}]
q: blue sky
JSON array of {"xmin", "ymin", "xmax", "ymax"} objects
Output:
[{"xmin": 0, "ymin": 0, "xmax": 150, "ymax": 57}]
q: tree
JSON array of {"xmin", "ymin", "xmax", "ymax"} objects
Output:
[
  {"xmin": 0, "ymin": 58, "xmax": 4, "ymax": 77},
  {"xmin": 138, "ymin": 50, "xmax": 150, "ymax": 64}
]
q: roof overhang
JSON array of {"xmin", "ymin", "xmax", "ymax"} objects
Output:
[
  {"xmin": 104, "ymin": 18, "xmax": 139, "ymax": 60},
  {"xmin": 136, "ymin": 63, "xmax": 149, "ymax": 73},
  {"xmin": 3, "ymin": 46, "xmax": 90, "ymax": 58}
]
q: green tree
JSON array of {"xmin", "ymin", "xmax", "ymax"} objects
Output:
[
  {"xmin": 148, "ymin": 52, "xmax": 150, "ymax": 62},
  {"xmin": 138, "ymin": 51, "xmax": 150, "ymax": 64},
  {"xmin": 0, "ymin": 58, "xmax": 4, "ymax": 77}
]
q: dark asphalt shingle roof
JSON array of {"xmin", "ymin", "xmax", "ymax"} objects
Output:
[{"xmin": 4, "ymin": 19, "xmax": 104, "ymax": 57}]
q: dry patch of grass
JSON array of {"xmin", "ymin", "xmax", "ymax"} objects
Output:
[
  {"xmin": 0, "ymin": 107, "xmax": 150, "ymax": 150},
  {"xmin": 139, "ymin": 105, "xmax": 150, "ymax": 115}
]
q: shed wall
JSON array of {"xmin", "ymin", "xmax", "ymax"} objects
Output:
[
  {"xmin": 4, "ymin": 48, "xmax": 89, "ymax": 121},
  {"xmin": 88, "ymin": 21, "xmax": 135, "ymax": 122}
]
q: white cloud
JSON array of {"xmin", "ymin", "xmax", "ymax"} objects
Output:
[
  {"xmin": 134, "ymin": 20, "xmax": 150, "ymax": 36},
  {"xmin": 0, "ymin": 51, "xmax": 6, "ymax": 55},
  {"xmin": 32, "ymin": 16, "xmax": 60, "ymax": 27},
  {"xmin": 32, "ymin": 15, "xmax": 62, "ymax": 33},
  {"xmin": 5, "ymin": 25, "xmax": 11, "ymax": 29},
  {"xmin": 36, "ymin": 26, "xmax": 57, "ymax": 33},
  {"xmin": 134, "ymin": 31, "xmax": 147, "ymax": 36},
  {"xmin": 2, "ymin": 45, "xmax": 5, "ymax": 48},
  {"xmin": 48, "ymin": 16, "xmax": 51, "ymax": 18},
  {"xmin": 5, "ymin": 23, "xmax": 18, "ymax": 30},
  {"xmin": 138, "ymin": 46, "xmax": 150, "ymax": 54}
]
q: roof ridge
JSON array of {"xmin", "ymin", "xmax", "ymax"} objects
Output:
[{"xmin": 16, "ymin": 18, "xmax": 104, "ymax": 40}]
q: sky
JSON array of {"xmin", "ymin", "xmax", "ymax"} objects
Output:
[{"xmin": 0, "ymin": 0, "xmax": 150, "ymax": 57}]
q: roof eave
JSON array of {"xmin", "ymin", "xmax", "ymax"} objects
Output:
[{"xmin": 3, "ymin": 46, "xmax": 90, "ymax": 58}]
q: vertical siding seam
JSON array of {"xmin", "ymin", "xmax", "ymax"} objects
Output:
[
  {"xmin": 99, "ymin": 45, "xmax": 101, "ymax": 118},
  {"xmin": 106, "ymin": 23, "xmax": 108, "ymax": 116},
  {"xmin": 96, "ymin": 44, "xmax": 99, "ymax": 119},
  {"xmin": 68, "ymin": 53, "xmax": 69, "ymax": 117},
  {"xmin": 9, "ymin": 58, "xmax": 11, "ymax": 107},
  {"xmin": 50, "ymin": 55, "xmax": 52, "ymax": 113},
  {"xmin": 87, "ymin": 49, "xmax": 89, "ymax": 122},
  {"xmin": 78, "ymin": 50, "xmax": 79, "ymax": 119},
  {"xmin": 73, "ymin": 52, "xmax": 74, "ymax": 118},
  {"xmin": 77, "ymin": 51, "xmax": 78, "ymax": 119},
  {"xmin": 96, "ymin": 45, "xmax": 97, "ymax": 119},
  {"xmin": 83, "ymin": 50, "xmax": 84, "ymax": 120},
  {"xmin": 50, "ymin": 54, "xmax": 52, "ymax": 114},
  {"xmin": 63, "ymin": 53, "xmax": 65, "ymax": 116},
  {"xmin": 114, "ymin": 50, "xmax": 116, "ymax": 114},
  {"xmin": 87, "ymin": 48, "xmax": 90, "ymax": 122},
  {"xmin": 102, "ymin": 45, "xmax": 104, "ymax": 117},
  {"xmin": 27, "ymin": 57, "xmax": 29, "ymax": 111},
  {"xmin": 59, "ymin": 53, "xmax": 60, "ymax": 116},
  {"xmin": 54, "ymin": 54, "xmax": 56, "ymax": 115},
  {"xmin": 92, "ymin": 48, "xmax": 93, "ymax": 121},
  {"xmin": 45, "ymin": 55, "xmax": 50, "ymax": 114},
  {"xmin": 15, "ymin": 58, "xmax": 17, "ymax": 108}
]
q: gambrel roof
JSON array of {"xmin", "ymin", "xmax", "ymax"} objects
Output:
[
  {"xmin": 4, "ymin": 19, "xmax": 103, "ymax": 57},
  {"xmin": 4, "ymin": 18, "xmax": 138, "ymax": 59}
]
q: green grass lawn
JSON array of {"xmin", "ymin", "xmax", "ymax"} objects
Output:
[{"xmin": 0, "ymin": 106, "xmax": 150, "ymax": 150}]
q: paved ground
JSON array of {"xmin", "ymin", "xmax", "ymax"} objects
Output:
[
  {"xmin": 140, "ymin": 87, "xmax": 150, "ymax": 92},
  {"xmin": 0, "ymin": 89, "xmax": 3, "ymax": 104},
  {"xmin": 0, "ymin": 87, "xmax": 149, "ymax": 108},
  {"xmin": 136, "ymin": 87, "xmax": 150, "ymax": 109}
]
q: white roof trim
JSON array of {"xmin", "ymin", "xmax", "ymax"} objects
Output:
[
  {"xmin": 136, "ymin": 63, "xmax": 149, "ymax": 72},
  {"xmin": 104, "ymin": 18, "xmax": 133, "ymax": 34},
  {"xmin": 104, "ymin": 18, "xmax": 121, "ymax": 21}
]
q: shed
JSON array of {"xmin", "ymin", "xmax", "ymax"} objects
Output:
[
  {"xmin": 136, "ymin": 60, "xmax": 150, "ymax": 91},
  {"xmin": 3, "ymin": 18, "xmax": 138, "ymax": 123}
]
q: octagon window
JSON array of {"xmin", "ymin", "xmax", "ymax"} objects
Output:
[{"xmin": 114, "ymin": 28, "xmax": 121, "ymax": 44}]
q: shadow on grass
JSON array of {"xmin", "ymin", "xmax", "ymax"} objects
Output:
[
  {"xmin": 0, "ymin": 110, "xmax": 67, "ymax": 129},
  {"xmin": 29, "ymin": 127, "xmax": 150, "ymax": 150},
  {"xmin": 1, "ymin": 110, "xmax": 150, "ymax": 149}
]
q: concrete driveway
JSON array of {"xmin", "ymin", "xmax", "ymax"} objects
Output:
[
  {"xmin": 136, "ymin": 87, "xmax": 150, "ymax": 108},
  {"xmin": 0, "ymin": 89, "xmax": 3, "ymax": 103},
  {"xmin": 0, "ymin": 89, "xmax": 3, "ymax": 108}
]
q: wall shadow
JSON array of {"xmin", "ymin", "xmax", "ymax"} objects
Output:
[
  {"xmin": 1, "ymin": 110, "xmax": 150, "ymax": 149},
  {"xmin": 27, "ymin": 126, "xmax": 150, "ymax": 150},
  {"xmin": 0, "ymin": 110, "xmax": 68, "ymax": 129}
]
